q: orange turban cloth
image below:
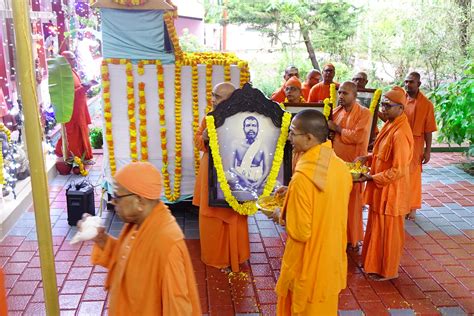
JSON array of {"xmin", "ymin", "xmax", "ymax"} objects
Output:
[
  {"xmin": 384, "ymin": 86, "xmax": 407, "ymax": 106},
  {"xmin": 114, "ymin": 162, "xmax": 162, "ymax": 199},
  {"xmin": 285, "ymin": 76, "xmax": 302, "ymax": 89}
]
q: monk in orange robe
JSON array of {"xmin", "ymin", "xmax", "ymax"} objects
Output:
[
  {"xmin": 328, "ymin": 81, "xmax": 372, "ymax": 250},
  {"xmin": 84, "ymin": 162, "xmax": 201, "ymax": 315},
  {"xmin": 273, "ymin": 110, "xmax": 352, "ymax": 315},
  {"xmin": 193, "ymin": 82, "xmax": 250, "ymax": 272},
  {"xmin": 357, "ymin": 86, "xmax": 414, "ymax": 281},
  {"xmin": 301, "ymin": 69, "xmax": 321, "ymax": 100},
  {"xmin": 55, "ymin": 51, "xmax": 93, "ymax": 161},
  {"xmin": 271, "ymin": 66, "xmax": 300, "ymax": 103},
  {"xmin": 404, "ymin": 72, "xmax": 437, "ymax": 220},
  {"xmin": 308, "ymin": 63, "xmax": 339, "ymax": 102},
  {"xmin": 283, "ymin": 76, "xmax": 306, "ymax": 104}
]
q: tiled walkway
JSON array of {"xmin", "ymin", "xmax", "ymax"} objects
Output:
[{"xmin": 2, "ymin": 153, "xmax": 473, "ymax": 315}]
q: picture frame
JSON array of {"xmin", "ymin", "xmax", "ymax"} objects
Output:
[
  {"xmin": 356, "ymin": 88, "xmax": 380, "ymax": 150},
  {"xmin": 207, "ymin": 84, "xmax": 292, "ymax": 208}
]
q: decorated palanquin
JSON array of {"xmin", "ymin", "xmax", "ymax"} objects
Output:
[{"xmin": 91, "ymin": 0, "xmax": 250, "ymax": 202}]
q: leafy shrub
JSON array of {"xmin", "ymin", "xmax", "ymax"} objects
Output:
[
  {"xmin": 430, "ymin": 61, "xmax": 474, "ymax": 156},
  {"xmin": 89, "ymin": 127, "xmax": 103, "ymax": 149}
]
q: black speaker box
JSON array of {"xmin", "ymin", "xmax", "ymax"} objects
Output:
[{"xmin": 66, "ymin": 184, "xmax": 95, "ymax": 226}]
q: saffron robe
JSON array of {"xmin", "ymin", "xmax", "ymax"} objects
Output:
[
  {"xmin": 333, "ymin": 103, "xmax": 372, "ymax": 247},
  {"xmin": 362, "ymin": 113, "xmax": 414, "ymax": 278},
  {"xmin": 405, "ymin": 91, "xmax": 437, "ymax": 210},
  {"xmin": 308, "ymin": 82, "xmax": 339, "ymax": 102},
  {"xmin": 55, "ymin": 70, "xmax": 93, "ymax": 160},
  {"xmin": 271, "ymin": 84, "xmax": 286, "ymax": 103},
  {"xmin": 276, "ymin": 141, "xmax": 352, "ymax": 315},
  {"xmin": 301, "ymin": 82, "xmax": 311, "ymax": 101},
  {"xmin": 192, "ymin": 119, "xmax": 250, "ymax": 272},
  {"xmin": 91, "ymin": 203, "xmax": 201, "ymax": 316}
]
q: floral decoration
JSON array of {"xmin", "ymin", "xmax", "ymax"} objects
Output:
[
  {"xmin": 369, "ymin": 89, "xmax": 382, "ymax": 115},
  {"xmin": 73, "ymin": 156, "xmax": 88, "ymax": 176},
  {"xmin": 0, "ymin": 123, "xmax": 11, "ymax": 142},
  {"xmin": 191, "ymin": 63, "xmax": 201, "ymax": 175},
  {"xmin": 112, "ymin": 0, "xmax": 148, "ymax": 6},
  {"xmin": 101, "ymin": 59, "xmax": 116, "ymax": 174},
  {"xmin": 323, "ymin": 98, "xmax": 331, "ymax": 120},
  {"xmin": 138, "ymin": 82, "xmax": 148, "ymax": 161},
  {"xmin": 206, "ymin": 112, "xmax": 292, "ymax": 215},
  {"xmin": 330, "ymin": 83, "xmax": 337, "ymax": 106},
  {"xmin": 125, "ymin": 61, "xmax": 138, "ymax": 161}
]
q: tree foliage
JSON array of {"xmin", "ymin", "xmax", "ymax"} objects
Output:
[
  {"xmin": 220, "ymin": 0, "xmax": 358, "ymax": 69},
  {"xmin": 430, "ymin": 61, "xmax": 474, "ymax": 154}
]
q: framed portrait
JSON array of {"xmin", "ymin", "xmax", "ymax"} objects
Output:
[
  {"xmin": 356, "ymin": 88, "xmax": 380, "ymax": 150},
  {"xmin": 208, "ymin": 84, "xmax": 292, "ymax": 208}
]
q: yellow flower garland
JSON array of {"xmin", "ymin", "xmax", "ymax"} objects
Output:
[
  {"xmin": 323, "ymin": 98, "xmax": 331, "ymax": 120},
  {"xmin": 163, "ymin": 12, "xmax": 184, "ymax": 61},
  {"xmin": 101, "ymin": 59, "xmax": 116, "ymax": 174},
  {"xmin": 160, "ymin": 62, "xmax": 183, "ymax": 202},
  {"xmin": 73, "ymin": 156, "xmax": 88, "ymax": 176},
  {"xmin": 330, "ymin": 83, "xmax": 337, "ymax": 106},
  {"xmin": 205, "ymin": 64, "xmax": 213, "ymax": 114},
  {"xmin": 206, "ymin": 112, "xmax": 292, "ymax": 215},
  {"xmin": 369, "ymin": 89, "xmax": 382, "ymax": 115},
  {"xmin": 138, "ymin": 82, "xmax": 148, "ymax": 161},
  {"xmin": 191, "ymin": 64, "xmax": 200, "ymax": 175},
  {"xmin": 126, "ymin": 61, "xmax": 138, "ymax": 161},
  {"xmin": 0, "ymin": 123, "xmax": 11, "ymax": 142}
]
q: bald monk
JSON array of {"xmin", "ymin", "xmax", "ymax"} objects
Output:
[
  {"xmin": 84, "ymin": 162, "xmax": 201, "ymax": 315},
  {"xmin": 308, "ymin": 63, "xmax": 339, "ymax": 102},
  {"xmin": 55, "ymin": 51, "xmax": 95, "ymax": 162},
  {"xmin": 271, "ymin": 66, "xmax": 300, "ymax": 103},
  {"xmin": 404, "ymin": 72, "xmax": 437, "ymax": 220},
  {"xmin": 301, "ymin": 69, "xmax": 321, "ymax": 100},
  {"xmin": 284, "ymin": 76, "xmax": 306, "ymax": 104},
  {"xmin": 352, "ymin": 72, "xmax": 368, "ymax": 90},
  {"xmin": 193, "ymin": 82, "xmax": 250, "ymax": 272},
  {"xmin": 273, "ymin": 110, "xmax": 352, "ymax": 315},
  {"xmin": 356, "ymin": 86, "xmax": 414, "ymax": 281},
  {"xmin": 328, "ymin": 81, "xmax": 371, "ymax": 251}
]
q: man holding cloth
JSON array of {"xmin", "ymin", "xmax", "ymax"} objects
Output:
[
  {"xmin": 356, "ymin": 86, "xmax": 414, "ymax": 281},
  {"xmin": 274, "ymin": 110, "xmax": 352, "ymax": 315},
  {"xmin": 328, "ymin": 81, "xmax": 372, "ymax": 251},
  {"xmin": 85, "ymin": 162, "xmax": 201, "ymax": 315}
]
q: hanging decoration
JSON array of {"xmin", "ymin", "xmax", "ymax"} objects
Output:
[
  {"xmin": 126, "ymin": 60, "xmax": 138, "ymax": 161},
  {"xmin": 138, "ymin": 82, "xmax": 148, "ymax": 161}
]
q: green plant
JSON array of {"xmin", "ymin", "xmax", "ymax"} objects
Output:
[
  {"xmin": 430, "ymin": 61, "xmax": 474, "ymax": 156},
  {"xmin": 89, "ymin": 127, "xmax": 103, "ymax": 149}
]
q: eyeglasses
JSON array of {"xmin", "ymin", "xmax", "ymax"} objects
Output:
[
  {"xmin": 288, "ymin": 130, "xmax": 306, "ymax": 137},
  {"xmin": 111, "ymin": 193, "xmax": 136, "ymax": 201},
  {"xmin": 381, "ymin": 102, "xmax": 401, "ymax": 109}
]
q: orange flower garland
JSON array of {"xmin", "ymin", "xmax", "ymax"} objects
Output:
[
  {"xmin": 138, "ymin": 82, "xmax": 148, "ymax": 161},
  {"xmin": 101, "ymin": 59, "xmax": 116, "ymax": 174},
  {"xmin": 224, "ymin": 63, "xmax": 231, "ymax": 82},
  {"xmin": 163, "ymin": 12, "xmax": 184, "ymax": 61},
  {"xmin": 205, "ymin": 64, "xmax": 213, "ymax": 113},
  {"xmin": 160, "ymin": 62, "xmax": 183, "ymax": 202},
  {"xmin": 156, "ymin": 61, "xmax": 166, "ymax": 126},
  {"xmin": 191, "ymin": 63, "xmax": 200, "ymax": 175},
  {"xmin": 126, "ymin": 61, "xmax": 138, "ymax": 161}
]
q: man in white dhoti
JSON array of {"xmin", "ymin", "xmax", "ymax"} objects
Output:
[{"xmin": 228, "ymin": 116, "xmax": 269, "ymax": 193}]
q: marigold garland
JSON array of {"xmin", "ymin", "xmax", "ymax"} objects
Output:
[
  {"xmin": 206, "ymin": 112, "xmax": 292, "ymax": 215},
  {"xmin": 138, "ymin": 82, "xmax": 148, "ymax": 161},
  {"xmin": 101, "ymin": 59, "xmax": 116, "ymax": 174},
  {"xmin": 0, "ymin": 123, "xmax": 11, "ymax": 142},
  {"xmin": 73, "ymin": 156, "xmax": 88, "ymax": 176},
  {"xmin": 126, "ymin": 61, "xmax": 138, "ymax": 161},
  {"xmin": 323, "ymin": 98, "xmax": 331, "ymax": 120},
  {"xmin": 205, "ymin": 64, "xmax": 213, "ymax": 114},
  {"xmin": 330, "ymin": 83, "xmax": 337, "ymax": 106},
  {"xmin": 160, "ymin": 62, "xmax": 183, "ymax": 202},
  {"xmin": 191, "ymin": 64, "xmax": 200, "ymax": 175},
  {"xmin": 224, "ymin": 63, "xmax": 231, "ymax": 82},
  {"xmin": 163, "ymin": 12, "xmax": 184, "ymax": 61},
  {"xmin": 369, "ymin": 89, "xmax": 382, "ymax": 115}
]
